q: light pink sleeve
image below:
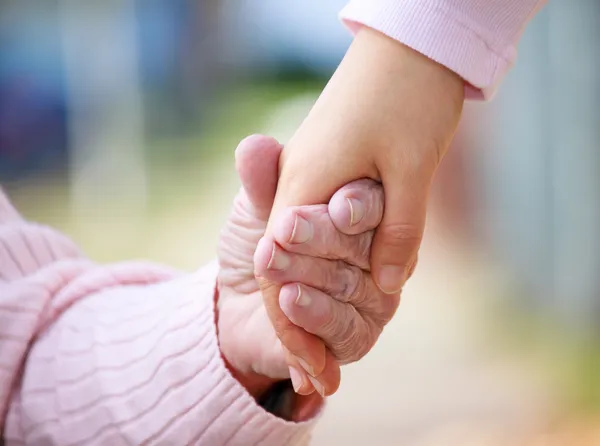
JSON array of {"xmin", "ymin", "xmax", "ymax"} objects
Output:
[
  {"xmin": 0, "ymin": 189, "xmax": 316, "ymax": 445},
  {"xmin": 340, "ymin": 0, "xmax": 547, "ymax": 99}
]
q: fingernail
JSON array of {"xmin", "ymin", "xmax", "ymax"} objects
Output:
[
  {"xmin": 289, "ymin": 366, "xmax": 303, "ymax": 393},
  {"xmin": 290, "ymin": 215, "xmax": 312, "ymax": 244},
  {"xmin": 346, "ymin": 198, "xmax": 365, "ymax": 226},
  {"xmin": 377, "ymin": 265, "xmax": 406, "ymax": 294},
  {"xmin": 295, "ymin": 284, "xmax": 311, "ymax": 307},
  {"xmin": 296, "ymin": 357, "xmax": 315, "ymax": 376},
  {"xmin": 267, "ymin": 244, "xmax": 290, "ymax": 271},
  {"xmin": 308, "ymin": 376, "xmax": 325, "ymax": 397}
]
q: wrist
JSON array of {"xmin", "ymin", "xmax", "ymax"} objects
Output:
[
  {"xmin": 221, "ymin": 352, "xmax": 278, "ymax": 399},
  {"xmin": 293, "ymin": 26, "xmax": 464, "ymax": 172},
  {"xmin": 214, "ymin": 288, "xmax": 277, "ymax": 398},
  {"xmin": 215, "ymin": 288, "xmax": 322, "ymax": 421},
  {"xmin": 223, "ymin": 358, "xmax": 323, "ymax": 422},
  {"xmin": 349, "ymin": 26, "xmax": 464, "ymax": 161}
]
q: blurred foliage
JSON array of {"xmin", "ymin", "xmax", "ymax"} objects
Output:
[
  {"xmin": 487, "ymin": 290, "xmax": 600, "ymax": 413},
  {"xmin": 6, "ymin": 77, "xmax": 325, "ymax": 267},
  {"xmin": 144, "ymin": 76, "xmax": 326, "ymax": 211}
]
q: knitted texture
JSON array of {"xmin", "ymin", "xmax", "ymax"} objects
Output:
[{"xmin": 0, "ymin": 189, "xmax": 316, "ymax": 445}]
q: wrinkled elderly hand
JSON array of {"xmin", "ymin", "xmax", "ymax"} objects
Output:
[
  {"xmin": 254, "ymin": 180, "xmax": 399, "ymax": 396},
  {"xmin": 217, "ymin": 135, "xmax": 390, "ymax": 401}
]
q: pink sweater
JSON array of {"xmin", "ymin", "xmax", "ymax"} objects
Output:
[
  {"xmin": 0, "ymin": 189, "xmax": 316, "ymax": 445},
  {"xmin": 340, "ymin": 0, "xmax": 547, "ymax": 99}
]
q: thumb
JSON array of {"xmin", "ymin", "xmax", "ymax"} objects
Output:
[
  {"xmin": 235, "ymin": 134, "xmax": 282, "ymax": 220},
  {"xmin": 371, "ymin": 163, "xmax": 433, "ymax": 294},
  {"xmin": 218, "ymin": 135, "xmax": 282, "ymax": 290}
]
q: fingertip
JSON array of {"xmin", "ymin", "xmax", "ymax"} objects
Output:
[
  {"xmin": 328, "ymin": 179, "xmax": 384, "ymax": 235},
  {"xmin": 289, "ymin": 366, "xmax": 313, "ymax": 396},
  {"xmin": 279, "ymin": 284, "xmax": 330, "ymax": 330},
  {"xmin": 253, "ymin": 236, "xmax": 275, "ymax": 276},
  {"xmin": 328, "ymin": 192, "xmax": 353, "ymax": 232},
  {"xmin": 319, "ymin": 351, "xmax": 341, "ymax": 397},
  {"xmin": 287, "ymin": 356, "xmax": 316, "ymax": 396},
  {"xmin": 235, "ymin": 135, "xmax": 282, "ymax": 217},
  {"xmin": 235, "ymin": 134, "xmax": 281, "ymax": 162},
  {"xmin": 271, "ymin": 207, "xmax": 298, "ymax": 246},
  {"xmin": 278, "ymin": 283, "xmax": 300, "ymax": 312}
]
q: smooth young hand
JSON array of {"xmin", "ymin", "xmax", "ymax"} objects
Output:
[{"xmin": 257, "ymin": 27, "xmax": 465, "ymax": 394}]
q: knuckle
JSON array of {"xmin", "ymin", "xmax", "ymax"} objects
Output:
[
  {"xmin": 334, "ymin": 316, "xmax": 377, "ymax": 364},
  {"xmin": 257, "ymin": 278, "xmax": 281, "ymax": 302},
  {"xmin": 318, "ymin": 304, "xmax": 375, "ymax": 364},
  {"xmin": 329, "ymin": 262, "xmax": 362, "ymax": 303},
  {"xmin": 348, "ymin": 269, "xmax": 370, "ymax": 306},
  {"xmin": 363, "ymin": 290, "xmax": 401, "ymax": 328},
  {"xmin": 380, "ymin": 223, "xmax": 423, "ymax": 250},
  {"xmin": 336, "ymin": 232, "xmax": 374, "ymax": 271},
  {"xmin": 336, "ymin": 264, "xmax": 366, "ymax": 305},
  {"xmin": 273, "ymin": 317, "xmax": 295, "ymax": 341},
  {"xmin": 352, "ymin": 275, "xmax": 401, "ymax": 328},
  {"xmin": 317, "ymin": 301, "xmax": 345, "ymax": 338},
  {"xmin": 276, "ymin": 323, "xmax": 317, "ymax": 364},
  {"xmin": 319, "ymin": 272, "xmax": 401, "ymax": 365}
]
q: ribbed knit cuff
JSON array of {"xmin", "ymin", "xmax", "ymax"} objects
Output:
[{"xmin": 340, "ymin": 0, "xmax": 516, "ymax": 99}]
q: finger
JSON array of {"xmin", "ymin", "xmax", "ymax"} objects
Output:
[
  {"xmin": 256, "ymin": 274, "xmax": 328, "ymax": 378},
  {"xmin": 328, "ymin": 179, "xmax": 384, "ymax": 235},
  {"xmin": 257, "ymin": 144, "xmax": 366, "ymax": 391},
  {"xmin": 288, "ymin": 363, "xmax": 315, "ymax": 396},
  {"xmin": 287, "ymin": 348, "xmax": 340, "ymax": 397},
  {"xmin": 255, "ymin": 236, "xmax": 399, "ymax": 328},
  {"xmin": 270, "ymin": 206, "xmax": 373, "ymax": 270},
  {"xmin": 370, "ymin": 163, "xmax": 433, "ymax": 294},
  {"xmin": 219, "ymin": 135, "xmax": 283, "ymax": 290},
  {"xmin": 235, "ymin": 134, "xmax": 283, "ymax": 220},
  {"xmin": 254, "ymin": 236, "xmax": 362, "ymax": 302},
  {"xmin": 278, "ymin": 282, "xmax": 386, "ymax": 364},
  {"xmin": 315, "ymin": 349, "xmax": 341, "ymax": 396}
]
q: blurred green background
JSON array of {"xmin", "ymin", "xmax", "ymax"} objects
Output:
[{"xmin": 2, "ymin": 1, "xmax": 600, "ymax": 444}]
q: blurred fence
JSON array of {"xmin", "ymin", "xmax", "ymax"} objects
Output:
[{"xmin": 468, "ymin": 0, "xmax": 600, "ymax": 329}]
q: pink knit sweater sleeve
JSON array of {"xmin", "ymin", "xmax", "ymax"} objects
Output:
[
  {"xmin": 0, "ymin": 190, "xmax": 315, "ymax": 445},
  {"xmin": 340, "ymin": 0, "xmax": 547, "ymax": 99}
]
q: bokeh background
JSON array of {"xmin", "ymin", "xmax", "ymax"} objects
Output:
[{"xmin": 2, "ymin": 1, "xmax": 600, "ymax": 444}]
